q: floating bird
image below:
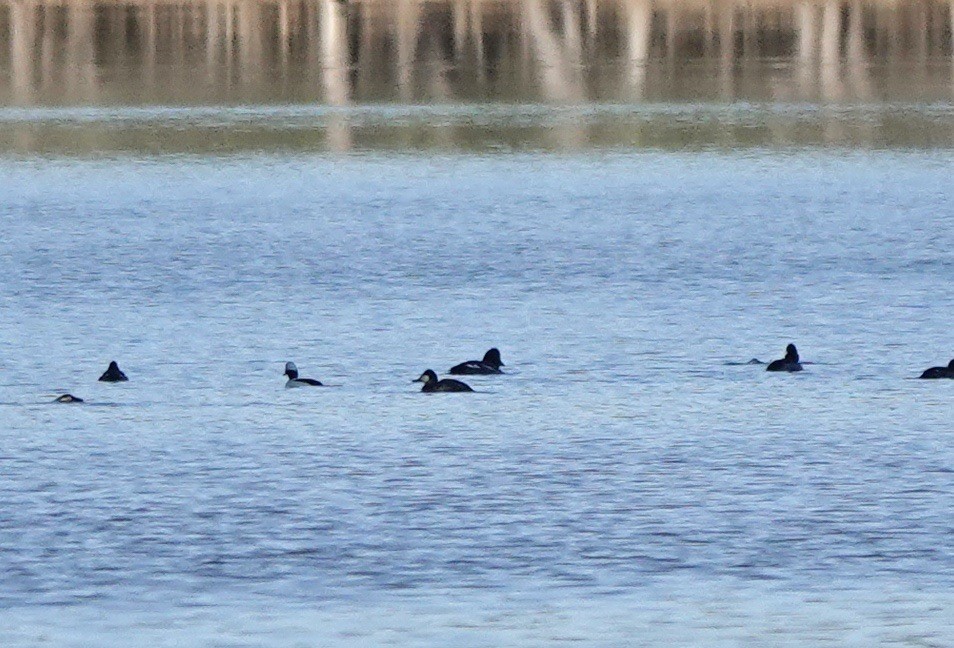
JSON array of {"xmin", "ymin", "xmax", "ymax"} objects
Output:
[
  {"xmin": 449, "ymin": 348, "xmax": 505, "ymax": 375},
  {"xmin": 284, "ymin": 362, "xmax": 323, "ymax": 387},
  {"xmin": 919, "ymin": 359, "xmax": 954, "ymax": 379},
  {"xmin": 766, "ymin": 344, "xmax": 803, "ymax": 372},
  {"xmin": 414, "ymin": 369, "xmax": 473, "ymax": 392},
  {"xmin": 99, "ymin": 361, "xmax": 128, "ymax": 382}
]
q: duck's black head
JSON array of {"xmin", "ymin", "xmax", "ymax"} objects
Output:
[
  {"xmin": 284, "ymin": 362, "xmax": 299, "ymax": 380},
  {"xmin": 108, "ymin": 361, "xmax": 120, "ymax": 371},
  {"xmin": 948, "ymin": 359, "xmax": 954, "ymax": 369},
  {"xmin": 414, "ymin": 369, "xmax": 438, "ymax": 384},
  {"xmin": 785, "ymin": 344, "xmax": 799, "ymax": 362},
  {"xmin": 482, "ymin": 348, "xmax": 504, "ymax": 368}
]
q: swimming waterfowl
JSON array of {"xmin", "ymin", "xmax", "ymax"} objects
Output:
[
  {"xmin": 449, "ymin": 348, "xmax": 505, "ymax": 375},
  {"xmin": 284, "ymin": 362, "xmax": 323, "ymax": 387},
  {"xmin": 919, "ymin": 359, "xmax": 954, "ymax": 379},
  {"xmin": 766, "ymin": 344, "xmax": 803, "ymax": 372},
  {"xmin": 98, "ymin": 361, "xmax": 128, "ymax": 382},
  {"xmin": 414, "ymin": 369, "xmax": 474, "ymax": 392},
  {"xmin": 54, "ymin": 394, "xmax": 84, "ymax": 403}
]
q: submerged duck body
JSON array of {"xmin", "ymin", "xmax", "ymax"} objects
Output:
[
  {"xmin": 919, "ymin": 359, "xmax": 954, "ymax": 379},
  {"xmin": 766, "ymin": 344, "xmax": 803, "ymax": 372},
  {"xmin": 284, "ymin": 362, "xmax": 323, "ymax": 387},
  {"xmin": 414, "ymin": 369, "xmax": 473, "ymax": 392},
  {"xmin": 55, "ymin": 394, "xmax": 84, "ymax": 403},
  {"xmin": 449, "ymin": 348, "xmax": 505, "ymax": 375},
  {"xmin": 99, "ymin": 361, "xmax": 128, "ymax": 382}
]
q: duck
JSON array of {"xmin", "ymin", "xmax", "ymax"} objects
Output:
[
  {"xmin": 98, "ymin": 361, "xmax": 128, "ymax": 382},
  {"xmin": 284, "ymin": 362, "xmax": 323, "ymax": 387},
  {"xmin": 449, "ymin": 348, "xmax": 505, "ymax": 375},
  {"xmin": 919, "ymin": 359, "xmax": 954, "ymax": 379},
  {"xmin": 766, "ymin": 344, "xmax": 803, "ymax": 372},
  {"xmin": 54, "ymin": 394, "xmax": 84, "ymax": 403},
  {"xmin": 414, "ymin": 369, "xmax": 474, "ymax": 392}
]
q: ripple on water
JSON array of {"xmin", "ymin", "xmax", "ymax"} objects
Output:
[{"xmin": 0, "ymin": 149, "xmax": 951, "ymax": 643}]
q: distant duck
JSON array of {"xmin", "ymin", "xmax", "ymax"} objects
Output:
[
  {"xmin": 449, "ymin": 348, "xmax": 505, "ymax": 375},
  {"xmin": 55, "ymin": 394, "xmax": 84, "ymax": 403},
  {"xmin": 919, "ymin": 359, "xmax": 954, "ymax": 379},
  {"xmin": 414, "ymin": 369, "xmax": 474, "ymax": 392},
  {"xmin": 284, "ymin": 362, "xmax": 323, "ymax": 387},
  {"xmin": 766, "ymin": 344, "xmax": 803, "ymax": 372},
  {"xmin": 98, "ymin": 361, "xmax": 128, "ymax": 382}
]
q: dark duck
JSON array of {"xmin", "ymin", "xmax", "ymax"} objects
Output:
[
  {"xmin": 766, "ymin": 344, "xmax": 803, "ymax": 372},
  {"xmin": 99, "ymin": 361, "xmax": 128, "ymax": 382},
  {"xmin": 284, "ymin": 362, "xmax": 323, "ymax": 387},
  {"xmin": 449, "ymin": 348, "xmax": 504, "ymax": 375},
  {"xmin": 919, "ymin": 359, "xmax": 954, "ymax": 379},
  {"xmin": 414, "ymin": 369, "xmax": 473, "ymax": 392}
]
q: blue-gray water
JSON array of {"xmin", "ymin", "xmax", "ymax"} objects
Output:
[{"xmin": 1, "ymin": 129, "xmax": 952, "ymax": 644}]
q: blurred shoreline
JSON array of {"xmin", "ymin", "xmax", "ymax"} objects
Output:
[
  {"xmin": 2, "ymin": 0, "xmax": 953, "ymax": 152},
  {"xmin": 2, "ymin": 0, "xmax": 952, "ymax": 106}
]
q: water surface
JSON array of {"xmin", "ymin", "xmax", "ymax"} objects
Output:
[
  {"xmin": 1, "ymin": 151, "xmax": 952, "ymax": 645},
  {"xmin": 1, "ymin": 1, "xmax": 953, "ymax": 646}
]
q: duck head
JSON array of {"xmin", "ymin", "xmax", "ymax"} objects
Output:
[
  {"xmin": 414, "ymin": 369, "xmax": 438, "ymax": 384},
  {"xmin": 482, "ymin": 348, "xmax": 504, "ymax": 368},
  {"xmin": 785, "ymin": 344, "xmax": 799, "ymax": 362},
  {"xmin": 284, "ymin": 362, "xmax": 299, "ymax": 380}
]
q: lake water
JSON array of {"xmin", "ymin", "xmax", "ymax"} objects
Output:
[{"xmin": 1, "ymin": 1, "xmax": 953, "ymax": 646}]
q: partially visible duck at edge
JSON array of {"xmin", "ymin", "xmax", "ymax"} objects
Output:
[
  {"xmin": 414, "ymin": 369, "xmax": 473, "ymax": 392},
  {"xmin": 55, "ymin": 394, "xmax": 84, "ymax": 403},
  {"xmin": 449, "ymin": 348, "xmax": 505, "ymax": 375},
  {"xmin": 919, "ymin": 359, "xmax": 954, "ymax": 379},
  {"xmin": 99, "ymin": 361, "xmax": 128, "ymax": 382},
  {"xmin": 284, "ymin": 362, "xmax": 323, "ymax": 387},
  {"xmin": 766, "ymin": 344, "xmax": 803, "ymax": 372}
]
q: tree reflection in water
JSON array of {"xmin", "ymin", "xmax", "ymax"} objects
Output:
[{"xmin": 1, "ymin": 0, "xmax": 952, "ymax": 106}]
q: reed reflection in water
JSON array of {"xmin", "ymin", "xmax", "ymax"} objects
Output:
[{"xmin": 2, "ymin": 0, "xmax": 953, "ymax": 106}]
